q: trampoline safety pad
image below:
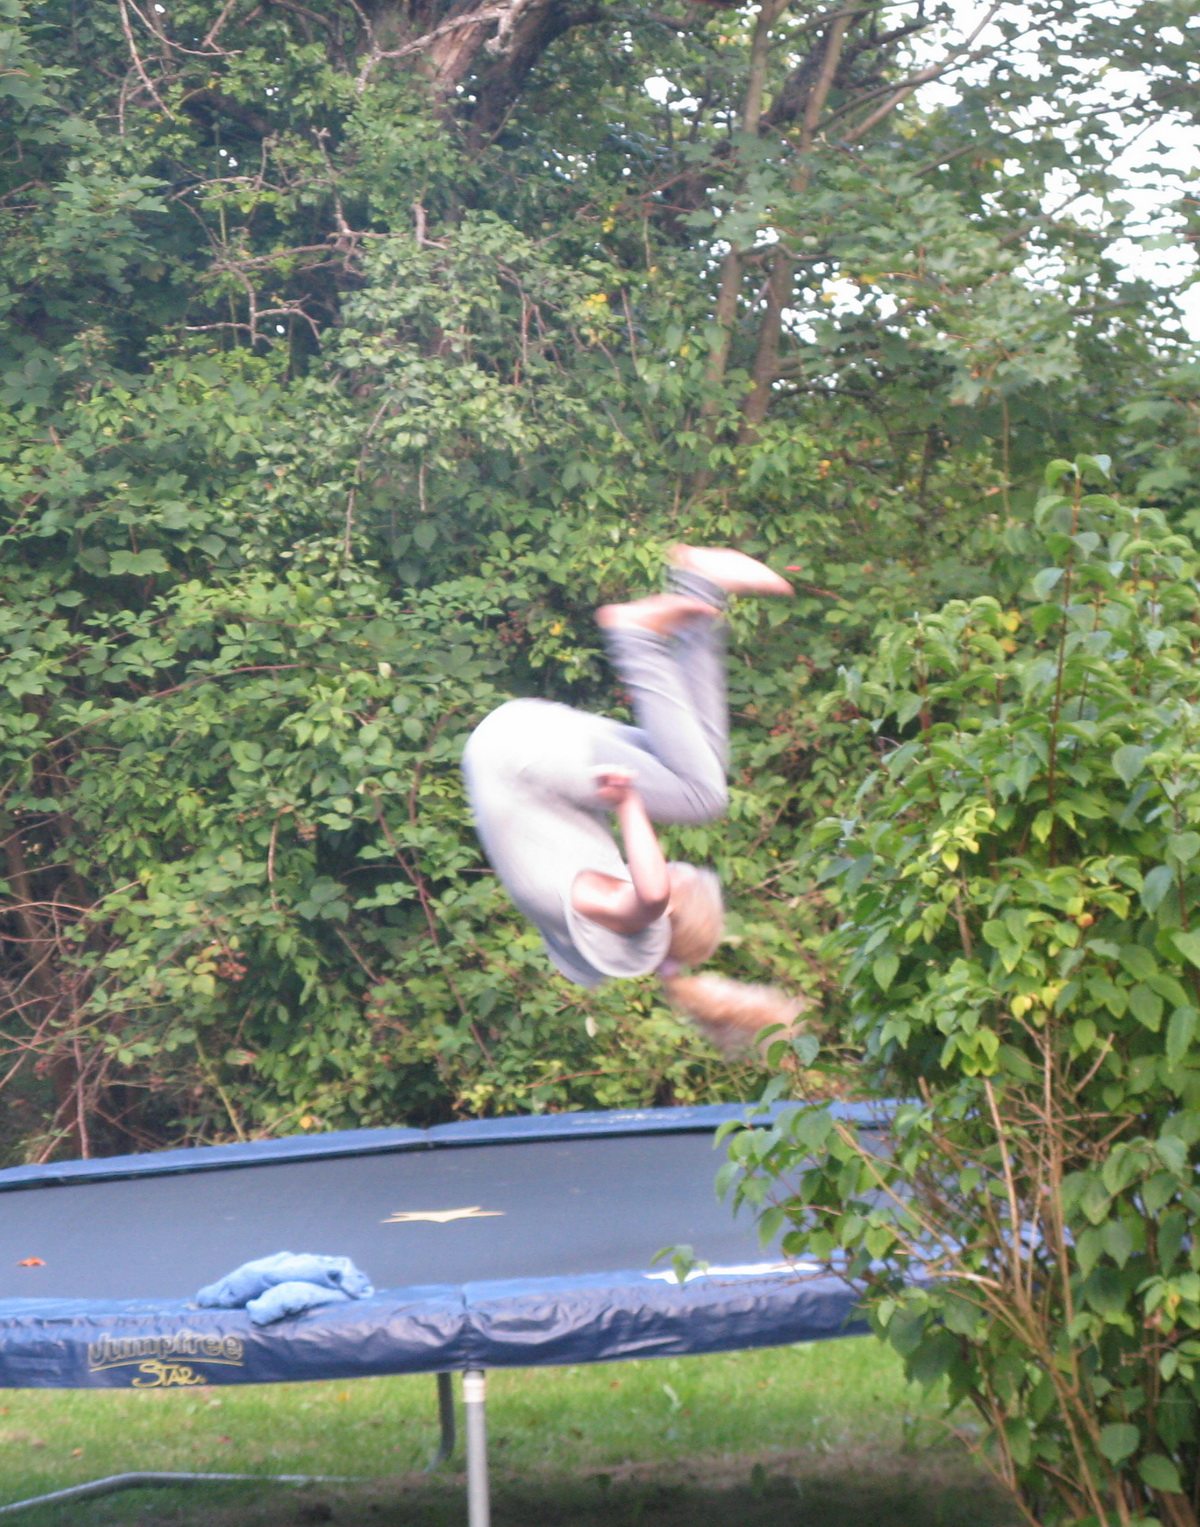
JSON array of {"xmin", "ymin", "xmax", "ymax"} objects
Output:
[{"xmin": 0, "ymin": 1103, "xmax": 879, "ymax": 1390}]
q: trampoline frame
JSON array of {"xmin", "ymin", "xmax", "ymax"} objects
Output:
[{"xmin": 0, "ymin": 1104, "xmax": 883, "ymax": 1524}]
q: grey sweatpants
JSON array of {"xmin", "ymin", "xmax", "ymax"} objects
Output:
[{"xmin": 590, "ymin": 568, "xmax": 729, "ymax": 825}]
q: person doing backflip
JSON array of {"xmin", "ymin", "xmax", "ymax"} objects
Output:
[{"xmin": 462, "ymin": 545, "xmax": 805, "ymax": 1054}]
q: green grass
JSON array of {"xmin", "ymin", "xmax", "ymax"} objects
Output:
[{"xmin": 0, "ymin": 1338, "xmax": 1021, "ymax": 1525}]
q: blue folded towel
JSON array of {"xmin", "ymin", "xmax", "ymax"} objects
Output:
[
  {"xmin": 246, "ymin": 1280, "xmax": 353, "ymax": 1326},
  {"xmin": 196, "ymin": 1252, "xmax": 374, "ymax": 1325}
]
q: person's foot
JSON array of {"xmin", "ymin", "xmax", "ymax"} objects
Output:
[
  {"xmin": 663, "ymin": 974, "xmax": 808, "ymax": 1057},
  {"xmin": 595, "ymin": 593, "xmax": 719, "ymax": 636},
  {"xmin": 668, "ymin": 544, "xmax": 793, "ymax": 597}
]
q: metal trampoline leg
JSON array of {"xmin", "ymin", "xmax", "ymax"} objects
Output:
[
  {"xmin": 426, "ymin": 1372, "xmax": 456, "ymax": 1470},
  {"xmin": 463, "ymin": 1368, "xmax": 490, "ymax": 1527}
]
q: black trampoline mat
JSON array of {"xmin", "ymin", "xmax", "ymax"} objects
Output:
[{"xmin": 0, "ymin": 1133, "xmax": 767, "ymax": 1302}]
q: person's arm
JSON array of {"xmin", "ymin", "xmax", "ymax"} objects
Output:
[{"xmin": 570, "ymin": 771, "xmax": 670, "ymax": 934}]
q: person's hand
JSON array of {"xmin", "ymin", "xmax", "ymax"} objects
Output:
[{"xmin": 592, "ymin": 767, "xmax": 638, "ymax": 808}]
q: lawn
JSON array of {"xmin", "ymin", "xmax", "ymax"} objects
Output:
[{"xmin": 0, "ymin": 1338, "xmax": 1022, "ymax": 1525}]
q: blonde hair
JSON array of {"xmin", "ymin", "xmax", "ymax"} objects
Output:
[
  {"xmin": 662, "ymin": 862, "xmax": 809, "ymax": 1058},
  {"xmin": 665, "ymin": 862, "xmax": 724, "ymax": 968}
]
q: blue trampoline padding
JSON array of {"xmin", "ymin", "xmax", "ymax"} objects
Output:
[
  {"xmin": 0, "ymin": 1100, "xmax": 891, "ymax": 1193},
  {"xmin": 0, "ymin": 1103, "xmax": 889, "ymax": 1389},
  {"xmin": 0, "ymin": 1265, "xmax": 866, "ymax": 1390},
  {"xmin": 0, "ymin": 1125, "xmax": 429, "ymax": 1192}
]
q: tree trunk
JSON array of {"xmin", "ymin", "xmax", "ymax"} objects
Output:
[
  {"xmin": 698, "ymin": 0, "xmax": 791, "ymax": 425},
  {"xmin": 739, "ymin": 8, "xmax": 855, "ymax": 440}
]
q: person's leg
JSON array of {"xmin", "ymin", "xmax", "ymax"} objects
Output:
[
  {"xmin": 665, "ymin": 564, "xmax": 729, "ymax": 774},
  {"xmin": 660, "ymin": 545, "xmax": 791, "ymax": 769},
  {"xmin": 590, "ymin": 548, "xmax": 791, "ymax": 825},
  {"xmin": 595, "ymin": 598, "xmax": 729, "ymax": 824}
]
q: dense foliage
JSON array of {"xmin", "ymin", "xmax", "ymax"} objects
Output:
[
  {"xmin": 1, "ymin": 0, "xmax": 1196, "ymax": 1160},
  {"xmin": 726, "ymin": 457, "xmax": 1200, "ymax": 1525}
]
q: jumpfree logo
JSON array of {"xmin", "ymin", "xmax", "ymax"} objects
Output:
[{"xmin": 87, "ymin": 1331, "xmax": 245, "ymax": 1388}]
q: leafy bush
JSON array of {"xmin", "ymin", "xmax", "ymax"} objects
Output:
[
  {"xmin": 4, "ymin": 0, "xmax": 1193, "ymax": 1161},
  {"xmin": 728, "ymin": 457, "xmax": 1200, "ymax": 1527}
]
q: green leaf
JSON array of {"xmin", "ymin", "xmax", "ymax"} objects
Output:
[
  {"xmin": 1140, "ymin": 866, "xmax": 1174, "ymax": 915},
  {"xmin": 906, "ymin": 1327, "xmax": 960, "ymax": 1386},
  {"xmin": 1101, "ymin": 1150, "xmax": 1137, "ymax": 1195},
  {"xmin": 791, "ymin": 1030, "xmax": 820, "ymax": 1066},
  {"xmin": 1147, "ymin": 971, "xmax": 1190, "ymax": 1008},
  {"xmin": 789, "ymin": 1108, "xmax": 835, "ymax": 1151},
  {"xmin": 1043, "ymin": 459, "xmax": 1074, "ymax": 488},
  {"xmin": 1090, "ymin": 975, "xmax": 1128, "ymax": 1019},
  {"xmin": 1031, "ymin": 567, "xmax": 1064, "ymax": 600},
  {"xmin": 872, "ymin": 952, "xmax": 899, "ymax": 992},
  {"xmin": 1129, "ymin": 983, "xmax": 1163, "ymax": 1032},
  {"xmin": 1144, "ymin": 1172, "xmax": 1179, "ymax": 1214},
  {"xmin": 1100, "ymin": 1219, "xmax": 1134, "ymax": 1267},
  {"xmin": 1082, "ymin": 1265, "xmax": 1126, "ymax": 1317},
  {"xmin": 1166, "ymin": 1008, "xmax": 1198, "ymax": 1066},
  {"xmin": 109, "ymin": 549, "xmax": 170, "ymax": 576},
  {"xmin": 1073, "ymin": 1017, "xmax": 1098, "ymax": 1051},
  {"xmin": 1118, "ymin": 945, "xmax": 1157, "ymax": 982},
  {"xmin": 1155, "ymin": 1136, "xmax": 1188, "ymax": 1173},
  {"xmin": 1171, "ymin": 930, "xmax": 1200, "ymax": 970},
  {"xmin": 1138, "ymin": 1454, "xmax": 1183, "ymax": 1494},
  {"xmin": 1075, "ymin": 1225, "xmax": 1103, "ymax": 1276},
  {"xmin": 1076, "ymin": 453, "xmax": 1112, "ymax": 481},
  {"xmin": 1112, "ymin": 745, "xmax": 1150, "ymax": 787},
  {"xmin": 1098, "ymin": 1423, "xmax": 1139, "ymax": 1464}
]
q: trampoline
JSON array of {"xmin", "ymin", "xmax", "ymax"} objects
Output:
[{"xmin": 0, "ymin": 1103, "xmax": 880, "ymax": 1523}]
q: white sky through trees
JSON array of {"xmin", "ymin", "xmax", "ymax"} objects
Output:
[
  {"xmin": 647, "ymin": 0, "xmax": 1199, "ymax": 337},
  {"xmin": 923, "ymin": 0, "xmax": 1199, "ymax": 336}
]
